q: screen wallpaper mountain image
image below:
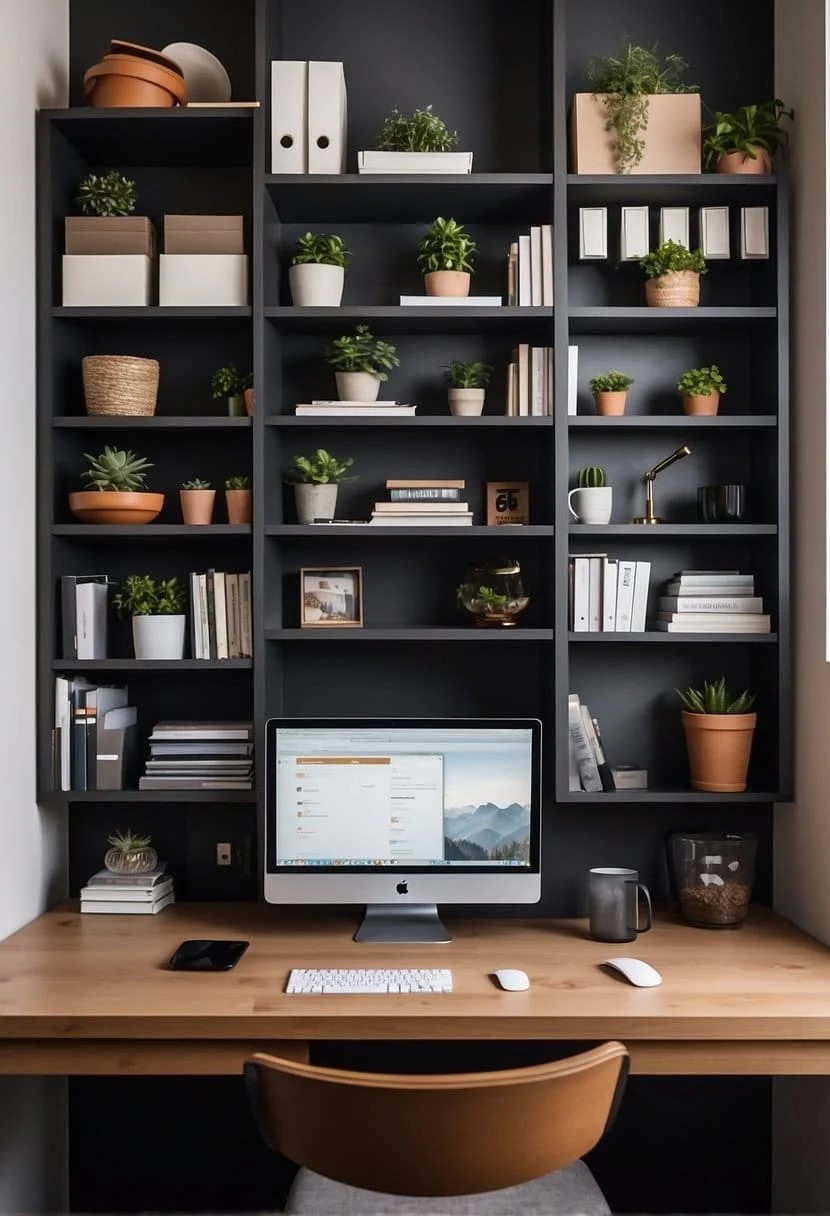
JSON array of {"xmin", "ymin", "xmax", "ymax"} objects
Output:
[
  {"xmin": 441, "ymin": 741, "xmax": 532, "ymax": 862},
  {"xmin": 443, "ymin": 803, "xmax": 530, "ymax": 863}
]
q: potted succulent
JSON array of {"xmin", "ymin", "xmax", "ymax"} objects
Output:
[
  {"xmin": 676, "ymin": 678, "xmax": 757, "ymax": 792},
  {"xmin": 676, "ymin": 365, "xmax": 728, "ymax": 416},
  {"xmin": 104, "ymin": 828, "xmax": 158, "ymax": 874},
  {"xmin": 225, "ymin": 475, "xmax": 252, "ymax": 524},
  {"xmin": 211, "ymin": 363, "xmax": 253, "ymax": 417},
  {"xmin": 360, "ymin": 104, "xmax": 472, "ymax": 172},
  {"xmin": 284, "ymin": 449, "xmax": 357, "ymax": 524},
  {"xmin": 417, "ymin": 217, "xmax": 477, "ymax": 297},
  {"xmin": 567, "ymin": 466, "xmax": 612, "ymax": 525},
  {"xmin": 69, "ymin": 446, "xmax": 163, "ymax": 525},
  {"xmin": 288, "ymin": 232, "xmax": 350, "ymax": 306},
  {"xmin": 572, "ymin": 40, "xmax": 701, "ymax": 174},
  {"xmin": 444, "ymin": 361, "xmax": 493, "ymax": 416},
  {"xmin": 640, "ymin": 241, "xmax": 707, "ymax": 307},
  {"xmin": 179, "ymin": 478, "xmax": 215, "ymax": 525},
  {"xmin": 703, "ymin": 100, "xmax": 793, "ymax": 174},
  {"xmin": 67, "ymin": 170, "xmax": 154, "ymax": 257},
  {"xmin": 113, "ymin": 575, "xmax": 187, "ymax": 660},
  {"xmin": 324, "ymin": 324, "xmax": 400, "ymax": 402},
  {"xmin": 589, "ymin": 371, "xmax": 634, "ymax": 416}
]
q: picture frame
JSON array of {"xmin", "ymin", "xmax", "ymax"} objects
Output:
[{"xmin": 300, "ymin": 567, "xmax": 364, "ymax": 628}]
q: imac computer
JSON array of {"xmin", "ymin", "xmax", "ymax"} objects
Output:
[{"xmin": 264, "ymin": 717, "xmax": 542, "ymax": 943}]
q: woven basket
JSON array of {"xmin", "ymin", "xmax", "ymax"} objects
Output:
[
  {"xmin": 645, "ymin": 271, "xmax": 700, "ymax": 308},
  {"xmin": 82, "ymin": 355, "xmax": 159, "ymax": 416}
]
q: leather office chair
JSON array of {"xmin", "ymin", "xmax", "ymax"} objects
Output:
[{"xmin": 245, "ymin": 1041, "xmax": 629, "ymax": 1215}]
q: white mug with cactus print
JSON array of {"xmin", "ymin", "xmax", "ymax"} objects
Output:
[{"xmin": 568, "ymin": 486, "xmax": 613, "ymax": 525}]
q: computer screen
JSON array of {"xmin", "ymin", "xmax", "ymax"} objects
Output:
[{"xmin": 264, "ymin": 718, "xmax": 542, "ymax": 942}]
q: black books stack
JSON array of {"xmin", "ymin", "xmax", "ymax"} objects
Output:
[
  {"xmin": 138, "ymin": 721, "xmax": 254, "ymax": 790},
  {"xmin": 654, "ymin": 569, "xmax": 771, "ymax": 633},
  {"xmin": 189, "ymin": 570, "xmax": 252, "ymax": 659},
  {"xmin": 80, "ymin": 864, "xmax": 174, "ymax": 915},
  {"xmin": 370, "ymin": 479, "xmax": 472, "ymax": 526},
  {"xmin": 567, "ymin": 693, "xmax": 615, "ymax": 793}
]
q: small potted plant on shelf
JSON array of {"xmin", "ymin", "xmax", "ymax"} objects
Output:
[
  {"xmin": 444, "ymin": 360, "xmax": 493, "ymax": 417},
  {"xmin": 69, "ymin": 446, "xmax": 163, "ymax": 525},
  {"xmin": 676, "ymin": 677, "xmax": 757, "ymax": 793},
  {"xmin": 639, "ymin": 241, "xmax": 707, "ymax": 307},
  {"xmin": 179, "ymin": 477, "xmax": 215, "ymax": 525},
  {"xmin": 225, "ymin": 475, "xmax": 252, "ymax": 524},
  {"xmin": 360, "ymin": 104, "xmax": 472, "ymax": 173},
  {"xmin": 104, "ymin": 828, "xmax": 158, "ymax": 874},
  {"xmin": 457, "ymin": 559, "xmax": 529, "ymax": 629},
  {"xmin": 288, "ymin": 231, "xmax": 350, "ymax": 307},
  {"xmin": 65, "ymin": 171, "xmax": 154, "ymax": 305},
  {"xmin": 567, "ymin": 466, "xmax": 612, "ymax": 525},
  {"xmin": 113, "ymin": 575, "xmax": 187, "ymax": 660},
  {"xmin": 589, "ymin": 370, "xmax": 634, "ymax": 416},
  {"xmin": 324, "ymin": 324, "xmax": 400, "ymax": 402},
  {"xmin": 703, "ymin": 100, "xmax": 793, "ymax": 174},
  {"xmin": 284, "ymin": 449, "xmax": 357, "ymax": 524},
  {"xmin": 211, "ymin": 362, "xmax": 253, "ymax": 417},
  {"xmin": 417, "ymin": 217, "xmax": 477, "ymax": 297},
  {"xmin": 676, "ymin": 365, "xmax": 728, "ymax": 416}
]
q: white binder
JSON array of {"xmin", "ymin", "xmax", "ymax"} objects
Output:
[
  {"xmin": 741, "ymin": 207, "xmax": 769, "ymax": 259},
  {"xmin": 699, "ymin": 206, "xmax": 731, "ymax": 259},
  {"xmin": 271, "ymin": 61, "xmax": 308, "ymax": 173},
  {"xmin": 659, "ymin": 206, "xmax": 690, "ymax": 248},
  {"xmin": 308, "ymin": 61, "xmax": 347, "ymax": 174},
  {"xmin": 579, "ymin": 207, "xmax": 607, "ymax": 259},
  {"xmin": 620, "ymin": 206, "xmax": 650, "ymax": 261}
]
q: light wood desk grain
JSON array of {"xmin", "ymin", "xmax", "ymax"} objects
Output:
[{"xmin": 1, "ymin": 902, "xmax": 829, "ymax": 1077}]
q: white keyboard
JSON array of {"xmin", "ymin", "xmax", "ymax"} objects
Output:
[{"xmin": 285, "ymin": 967, "xmax": 453, "ymax": 994}]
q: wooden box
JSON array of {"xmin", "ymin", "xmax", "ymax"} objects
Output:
[
  {"xmin": 62, "ymin": 255, "xmax": 152, "ymax": 306},
  {"xmin": 163, "ymin": 215, "xmax": 244, "ymax": 254},
  {"xmin": 159, "ymin": 254, "xmax": 249, "ymax": 305},
  {"xmin": 569, "ymin": 93, "xmax": 701, "ymax": 175},
  {"xmin": 64, "ymin": 216, "xmax": 155, "ymax": 256}
]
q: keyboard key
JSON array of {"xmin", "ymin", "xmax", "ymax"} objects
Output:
[{"xmin": 285, "ymin": 967, "xmax": 453, "ymax": 994}]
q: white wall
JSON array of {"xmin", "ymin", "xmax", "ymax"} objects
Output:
[
  {"xmin": 772, "ymin": 1, "xmax": 830, "ymax": 1211},
  {"xmin": 0, "ymin": 2, "xmax": 69, "ymax": 1211}
]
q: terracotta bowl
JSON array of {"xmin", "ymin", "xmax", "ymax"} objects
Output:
[
  {"xmin": 68, "ymin": 491, "xmax": 165, "ymax": 524},
  {"xmin": 108, "ymin": 40, "xmax": 184, "ymax": 75},
  {"xmin": 84, "ymin": 56, "xmax": 188, "ymax": 107}
]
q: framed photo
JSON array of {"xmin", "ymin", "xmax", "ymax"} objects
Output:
[{"xmin": 300, "ymin": 567, "xmax": 364, "ymax": 628}]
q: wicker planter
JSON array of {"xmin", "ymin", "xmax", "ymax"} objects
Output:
[
  {"xmin": 82, "ymin": 355, "xmax": 159, "ymax": 416},
  {"xmin": 645, "ymin": 271, "xmax": 700, "ymax": 308}
]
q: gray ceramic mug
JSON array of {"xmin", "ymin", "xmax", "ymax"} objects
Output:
[{"xmin": 588, "ymin": 867, "xmax": 653, "ymax": 942}]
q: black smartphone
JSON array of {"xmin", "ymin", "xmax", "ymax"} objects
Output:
[{"xmin": 168, "ymin": 939, "xmax": 249, "ymax": 971}]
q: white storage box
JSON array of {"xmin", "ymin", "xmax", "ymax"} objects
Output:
[
  {"xmin": 62, "ymin": 254, "xmax": 152, "ymax": 306},
  {"xmin": 159, "ymin": 254, "xmax": 249, "ymax": 306}
]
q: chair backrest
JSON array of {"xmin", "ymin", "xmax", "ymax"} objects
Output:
[{"xmin": 245, "ymin": 1042, "xmax": 629, "ymax": 1198}]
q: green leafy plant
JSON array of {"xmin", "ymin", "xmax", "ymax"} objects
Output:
[
  {"xmin": 676, "ymin": 365, "xmax": 728, "ymax": 397},
  {"xmin": 456, "ymin": 583, "xmax": 510, "ymax": 611},
  {"xmin": 76, "ymin": 170, "xmax": 137, "ymax": 217},
  {"xmin": 639, "ymin": 240, "xmax": 707, "ymax": 279},
  {"xmin": 225, "ymin": 475, "xmax": 251, "ymax": 490},
  {"xmin": 80, "ymin": 446, "xmax": 152, "ymax": 492},
  {"xmin": 703, "ymin": 100, "xmax": 793, "ymax": 169},
  {"xmin": 181, "ymin": 477, "xmax": 212, "ymax": 490},
  {"xmin": 588, "ymin": 40, "xmax": 698, "ymax": 174},
  {"xmin": 417, "ymin": 217, "xmax": 477, "ymax": 274},
  {"xmin": 291, "ymin": 232, "xmax": 350, "ymax": 268},
  {"xmin": 590, "ymin": 371, "xmax": 634, "ymax": 393},
  {"xmin": 376, "ymin": 104, "xmax": 458, "ymax": 152},
  {"xmin": 676, "ymin": 677, "xmax": 756, "ymax": 715},
  {"xmin": 284, "ymin": 449, "xmax": 356, "ymax": 485},
  {"xmin": 577, "ymin": 466, "xmax": 607, "ymax": 488},
  {"xmin": 106, "ymin": 828, "xmax": 153, "ymax": 852},
  {"xmin": 211, "ymin": 363, "xmax": 252, "ymax": 399},
  {"xmin": 444, "ymin": 360, "xmax": 493, "ymax": 389},
  {"xmin": 112, "ymin": 575, "xmax": 185, "ymax": 618},
  {"xmin": 324, "ymin": 324, "xmax": 400, "ymax": 381}
]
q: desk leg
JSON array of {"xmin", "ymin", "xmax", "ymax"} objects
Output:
[{"xmin": 0, "ymin": 1040, "xmax": 310, "ymax": 1075}]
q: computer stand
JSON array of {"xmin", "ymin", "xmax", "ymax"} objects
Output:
[{"xmin": 353, "ymin": 904, "xmax": 452, "ymax": 944}]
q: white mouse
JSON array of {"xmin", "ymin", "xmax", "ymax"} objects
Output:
[
  {"xmin": 603, "ymin": 957, "xmax": 662, "ymax": 987},
  {"xmin": 493, "ymin": 968, "xmax": 530, "ymax": 992}
]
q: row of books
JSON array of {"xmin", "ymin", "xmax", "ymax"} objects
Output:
[
  {"xmin": 190, "ymin": 570, "xmax": 252, "ymax": 660},
  {"xmin": 507, "ymin": 226, "xmax": 554, "ymax": 307},
  {"xmin": 80, "ymin": 863, "xmax": 174, "ymax": 915},
  {"xmin": 655, "ymin": 569, "xmax": 770, "ymax": 633},
  {"xmin": 569, "ymin": 555, "xmax": 651, "ymax": 633},
  {"xmin": 369, "ymin": 478, "xmax": 471, "ymax": 527},
  {"xmin": 568, "ymin": 693, "xmax": 616, "ymax": 793},
  {"xmin": 138, "ymin": 720, "xmax": 254, "ymax": 790},
  {"xmin": 53, "ymin": 678, "xmax": 137, "ymax": 792},
  {"xmin": 506, "ymin": 345, "xmax": 554, "ymax": 417}
]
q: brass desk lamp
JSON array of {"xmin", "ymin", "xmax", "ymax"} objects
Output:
[{"xmin": 633, "ymin": 445, "xmax": 692, "ymax": 524}]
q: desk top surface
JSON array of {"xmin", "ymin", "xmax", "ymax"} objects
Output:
[{"xmin": 1, "ymin": 902, "xmax": 829, "ymax": 1042}]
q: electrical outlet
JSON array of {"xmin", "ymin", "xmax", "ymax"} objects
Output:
[{"xmin": 216, "ymin": 842, "xmax": 232, "ymax": 867}]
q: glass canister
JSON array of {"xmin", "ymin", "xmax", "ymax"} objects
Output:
[
  {"xmin": 668, "ymin": 832, "xmax": 757, "ymax": 929},
  {"xmin": 457, "ymin": 559, "xmax": 529, "ymax": 628}
]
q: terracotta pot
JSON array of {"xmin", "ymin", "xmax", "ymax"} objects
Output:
[
  {"xmin": 644, "ymin": 270, "xmax": 700, "ymax": 308},
  {"xmin": 68, "ymin": 490, "xmax": 164, "ymax": 525},
  {"xmin": 108, "ymin": 41, "xmax": 184, "ymax": 74},
  {"xmin": 681, "ymin": 711, "xmax": 757, "ymax": 793},
  {"xmin": 594, "ymin": 391, "xmax": 627, "ymax": 416},
  {"xmin": 179, "ymin": 489, "xmax": 215, "ymax": 525},
  {"xmin": 716, "ymin": 148, "xmax": 772, "ymax": 175},
  {"xmin": 682, "ymin": 390, "xmax": 720, "ymax": 416},
  {"xmin": 225, "ymin": 488, "xmax": 252, "ymax": 524},
  {"xmin": 84, "ymin": 56, "xmax": 188, "ymax": 107},
  {"xmin": 424, "ymin": 270, "xmax": 470, "ymax": 298},
  {"xmin": 244, "ymin": 387, "xmax": 254, "ymax": 416}
]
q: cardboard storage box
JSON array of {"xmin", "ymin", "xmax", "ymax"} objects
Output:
[
  {"xmin": 159, "ymin": 253, "xmax": 249, "ymax": 306},
  {"xmin": 569, "ymin": 93, "xmax": 701, "ymax": 174},
  {"xmin": 62, "ymin": 254, "xmax": 153, "ymax": 306},
  {"xmin": 65, "ymin": 216, "xmax": 155, "ymax": 256},
  {"xmin": 163, "ymin": 215, "xmax": 244, "ymax": 254}
]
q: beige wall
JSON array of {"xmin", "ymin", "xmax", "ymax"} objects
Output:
[
  {"xmin": 0, "ymin": 1, "xmax": 69, "ymax": 1210},
  {"xmin": 772, "ymin": 0, "xmax": 830, "ymax": 1211}
]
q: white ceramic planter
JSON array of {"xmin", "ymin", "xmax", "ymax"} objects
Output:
[
  {"xmin": 132, "ymin": 614, "xmax": 186, "ymax": 660},
  {"xmin": 448, "ymin": 388, "xmax": 485, "ymax": 417},
  {"xmin": 335, "ymin": 370, "xmax": 381, "ymax": 402},
  {"xmin": 295, "ymin": 483, "xmax": 338, "ymax": 524},
  {"xmin": 288, "ymin": 263, "xmax": 344, "ymax": 306},
  {"xmin": 567, "ymin": 486, "xmax": 613, "ymax": 525}
]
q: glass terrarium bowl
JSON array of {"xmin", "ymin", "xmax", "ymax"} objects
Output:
[{"xmin": 457, "ymin": 559, "xmax": 529, "ymax": 628}]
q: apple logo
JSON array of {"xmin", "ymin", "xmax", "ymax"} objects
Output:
[{"xmin": 396, "ymin": 880, "xmax": 409, "ymax": 895}]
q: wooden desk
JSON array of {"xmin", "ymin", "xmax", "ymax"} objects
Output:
[{"xmin": 1, "ymin": 902, "xmax": 830, "ymax": 1077}]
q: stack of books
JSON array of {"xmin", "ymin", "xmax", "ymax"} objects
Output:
[
  {"xmin": 295, "ymin": 399, "xmax": 416, "ymax": 417},
  {"xmin": 370, "ymin": 479, "xmax": 472, "ymax": 526},
  {"xmin": 507, "ymin": 226, "xmax": 553, "ymax": 307},
  {"xmin": 654, "ymin": 569, "xmax": 771, "ymax": 633},
  {"xmin": 138, "ymin": 721, "xmax": 254, "ymax": 790},
  {"xmin": 357, "ymin": 150, "xmax": 473, "ymax": 174},
  {"xmin": 506, "ymin": 345, "xmax": 554, "ymax": 416},
  {"xmin": 568, "ymin": 555, "xmax": 651, "ymax": 632},
  {"xmin": 189, "ymin": 570, "xmax": 252, "ymax": 659},
  {"xmin": 80, "ymin": 864, "xmax": 174, "ymax": 915},
  {"xmin": 398, "ymin": 295, "xmax": 501, "ymax": 307},
  {"xmin": 567, "ymin": 693, "xmax": 615, "ymax": 793}
]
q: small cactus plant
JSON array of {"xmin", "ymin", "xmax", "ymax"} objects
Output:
[
  {"xmin": 181, "ymin": 477, "xmax": 212, "ymax": 490},
  {"xmin": 577, "ymin": 466, "xmax": 607, "ymax": 488}
]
